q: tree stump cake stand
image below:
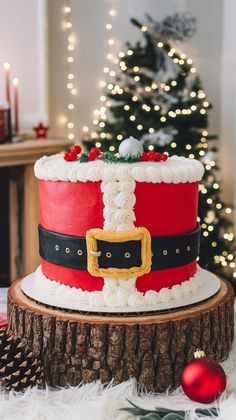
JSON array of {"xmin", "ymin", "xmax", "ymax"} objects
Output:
[{"xmin": 8, "ymin": 278, "xmax": 234, "ymax": 392}]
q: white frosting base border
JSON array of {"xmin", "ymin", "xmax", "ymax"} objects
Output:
[
  {"xmin": 34, "ymin": 154, "xmax": 204, "ymax": 184},
  {"xmin": 34, "ymin": 265, "xmax": 202, "ymax": 308},
  {"xmin": 21, "ymin": 268, "xmax": 221, "ymax": 313}
]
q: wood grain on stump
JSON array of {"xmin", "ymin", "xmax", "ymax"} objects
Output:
[{"xmin": 8, "ymin": 278, "xmax": 234, "ymax": 392}]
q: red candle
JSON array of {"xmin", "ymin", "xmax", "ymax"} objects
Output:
[
  {"xmin": 13, "ymin": 78, "xmax": 19, "ymax": 135},
  {"xmin": 4, "ymin": 62, "xmax": 11, "ymax": 104}
]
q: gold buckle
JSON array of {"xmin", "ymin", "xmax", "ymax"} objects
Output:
[{"xmin": 86, "ymin": 227, "xmax": 152, "ymax": 279}]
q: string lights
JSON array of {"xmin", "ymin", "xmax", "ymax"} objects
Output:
[
  {"xmin": 83, "ymin": 2, "xmax": 119, "ymax": 149},
  {"xmin": 85, "ymin": 21, "xmax": 214, "ymax": 153},
  {"xmin": 63, "ymin": 3, "xmax": 77, "ymax": 141}
]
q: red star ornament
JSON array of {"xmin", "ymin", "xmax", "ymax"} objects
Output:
[{"xmin": 33, "ymin": 122, "xmax": 49, "ymax": 139}]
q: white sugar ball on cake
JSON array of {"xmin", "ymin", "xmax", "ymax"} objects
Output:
[{"xmin": 118, "ymin": 136, "xmax": 143, "ymax": 157}]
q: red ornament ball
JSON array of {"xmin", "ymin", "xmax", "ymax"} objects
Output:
[
  {"xmin": 181, "ymin": 352, "xmax": 226, "ymax": 403},
  {"xmin": 71, "ymin": 145, "xmax": 81, "ymax": 155},
  {"xmin": 64, "ymin": 151, "xmax": 77, "ymax": 162}
]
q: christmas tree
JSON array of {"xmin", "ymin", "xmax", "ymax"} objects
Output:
[{"xmin": 83, "ymin": 13, "xmax": 236, "ymax": 286}]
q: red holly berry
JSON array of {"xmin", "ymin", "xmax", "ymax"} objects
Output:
[
  {"xmin": 161, "ymin": 153, "xmax": 168, "ymax": 161},
  {"xmin": 155, "ymin": 152, "xmax": 162, "ymax": 162},
  {"xmin": 141, "ymin": 152, "xmax": 149, "ymax": 161},
  {"xmin": 71, "ymin": 145, "xmax": 82, "ymax": 155},
  {"xmin": 147, "ymin": 151, "xmax": 156, "ymax": 161},
  {"xmin": 90, "ymin": 147, "xmax": 100, "ymax": 156},
  {"xmin": 88, "ymin": 151, "xmax": 97, "ymax": 161},
  {"xmin": 64, "ymin": 152, "xmax": 78, "ymax": 162}
]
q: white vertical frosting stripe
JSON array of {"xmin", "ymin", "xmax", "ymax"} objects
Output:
[
  {"xmin": 101, "ymin": 179, "xmax": 136, "ymax": 232},
  {"xmin": 101, "ymin": 177, "xmax": 137, "ymax": 289}
]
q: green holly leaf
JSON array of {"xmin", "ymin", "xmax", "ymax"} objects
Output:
[
  {"xmin": 79, "ymin": 152, "xmax": 88, "ymax": 162},
  {"xmin": 99, "ymin": 152, "xmax": 142, "ymax": 163}
]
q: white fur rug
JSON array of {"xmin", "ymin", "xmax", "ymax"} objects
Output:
[{"xmin": 1, "ymin": 306, "xmax": 236, "ymax": 420}]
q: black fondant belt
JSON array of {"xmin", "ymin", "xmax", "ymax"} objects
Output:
[{"xmin": 39, "ymin": 224, "xmax": 200, "ymax": 279}]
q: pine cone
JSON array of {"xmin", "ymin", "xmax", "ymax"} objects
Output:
[{"xmin": 0, "ymin": 328, "xmax": 45, "ymax": 392}]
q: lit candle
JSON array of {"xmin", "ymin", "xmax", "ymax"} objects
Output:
[
  {"xmin": 13, "ymin": 78, "xmax": 19, "ymax": 135},
  {"xmin": 3, "ymin": 62, "xmax": 11, "ymax": 104}
]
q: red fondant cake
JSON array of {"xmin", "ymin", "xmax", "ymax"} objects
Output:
[{"xmin": 39, "ymin": 180, "xmax": 198, "ymax": 293}]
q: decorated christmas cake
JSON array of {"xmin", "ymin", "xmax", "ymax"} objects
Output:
[
  {"xmin": 32, "ymin": 137, "xmax": 204, "ymax": 310},
  {"xmin": 7, "ymin": 137, "xmax": 234, "ymax": 391}
]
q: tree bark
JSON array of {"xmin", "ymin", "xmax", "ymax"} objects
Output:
[{"xmin": 8, "ymin": 278, "xmax": 234, "ymax": 392}]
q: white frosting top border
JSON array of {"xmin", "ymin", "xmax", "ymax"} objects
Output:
[{"xmin": 34, "ymin": 154, "xmax": 204, "ymax": 184}]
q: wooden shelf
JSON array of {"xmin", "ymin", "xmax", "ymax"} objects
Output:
[
  {"xmin": 0, "ymin": 138, "xmax": 73, "ymax": 167},
  {"xmin": 0, "ymin": 138, "xmax": 73, "ymax": 283}
]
